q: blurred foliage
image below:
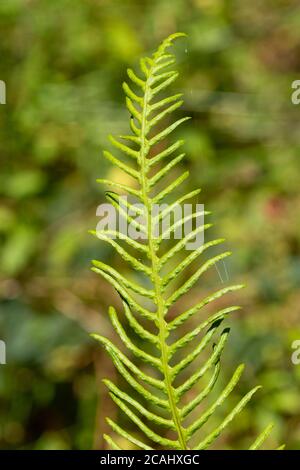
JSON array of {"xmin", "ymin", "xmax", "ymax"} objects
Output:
[{"xmin": 0, "ymin": 0, "xmax": 299, "ymax": 449}]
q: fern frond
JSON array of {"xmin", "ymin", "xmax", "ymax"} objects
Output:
[{"xmin": 92, "ymin": 32, "xmax": 277, "ymax": 450}]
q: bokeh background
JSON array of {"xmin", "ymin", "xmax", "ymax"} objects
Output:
[{"xmin": 0, "ymin": 0, "xmax": 300, "ymax": 450}]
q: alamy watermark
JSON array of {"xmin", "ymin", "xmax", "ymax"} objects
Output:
[
  {"xmin": 96, "ymin": 198, "xmax": 205, "ymax": 250},
  {"xmin": 0, "ymin": 340, "xmax": 6, "ymax": 365},
  {"xmin": 291, "ymin": 340, "xmax": 300, "ymax": 365},
  {"xmin": 0, "ymin": 80, "xmax": 6, "ymax": 104},
  {"xmin": 291, "ymin": 80, "xmax": 300, "ymax": 105}
]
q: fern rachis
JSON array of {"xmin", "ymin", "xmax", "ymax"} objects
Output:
[{"xmin": 91, "ymin": 33, "xmax": 279, "ymax": 450}]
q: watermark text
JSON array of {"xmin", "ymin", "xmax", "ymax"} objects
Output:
[{"xmin": 0, "ymin": 80, "xmax": 6, "ymax": 104}]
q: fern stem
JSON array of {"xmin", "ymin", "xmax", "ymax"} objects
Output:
[{"xmin": 139, "ymin": 62, "xmax": 188, "ymax": 450}]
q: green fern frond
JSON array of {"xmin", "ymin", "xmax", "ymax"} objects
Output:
[{"xmin": 91, "ymin": 33, "xmax": 277, "ymax": 450}]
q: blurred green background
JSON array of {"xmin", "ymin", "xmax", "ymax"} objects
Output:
[{"xmin": 0, "ymin": 0, "xmax": 300, "ymax": 450}]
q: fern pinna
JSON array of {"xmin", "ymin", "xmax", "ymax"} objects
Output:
[{"xmin": 91, "ymin": 33, "xmax": 276, "ymax": 450}]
